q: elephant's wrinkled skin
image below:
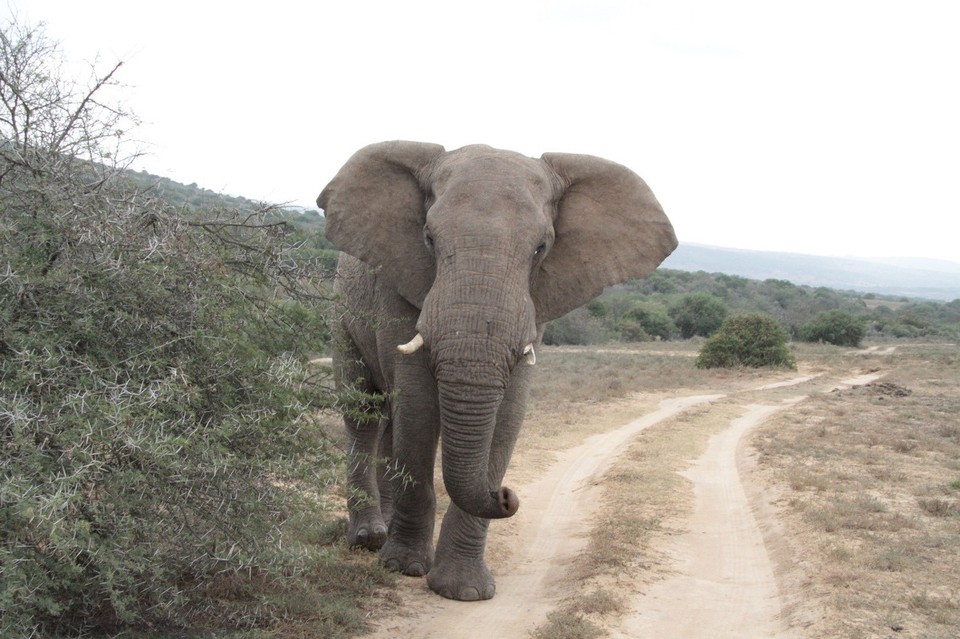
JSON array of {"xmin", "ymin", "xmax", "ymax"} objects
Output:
[{"xmin": 317, "ymin": 142, "xmax": 676, "ymax": 601}]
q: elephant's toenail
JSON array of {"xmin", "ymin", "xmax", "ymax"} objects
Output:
[
  {"xmin": 383, "ymin": 559, "xmax": 400, "ymax": 572},
  {"xmin": 460, "ymin": 587, "xmax": 481, "ymax": 601},
  {"xmin": 406, "ymin": 561, "xmax": 425, "ymax": 576}
]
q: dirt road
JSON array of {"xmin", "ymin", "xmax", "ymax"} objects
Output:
[
  {"xmin": 613, "ymin": 400, "xmax": 806, "ymax": 638},
  {"xmin": 365, "ymin": 367, "xmax": 883, "ymax": 639}
]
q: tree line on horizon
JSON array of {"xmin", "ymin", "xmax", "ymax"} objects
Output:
[{"xmin": 540, "ymin": 267, "xmax": 960, "ymax": 347}]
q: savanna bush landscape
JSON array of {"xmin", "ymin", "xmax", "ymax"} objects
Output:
[{"xmin": 2, "ymin": 17, "xmax": 958, "ymax": 638}]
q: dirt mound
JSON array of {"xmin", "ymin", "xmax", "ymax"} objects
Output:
[
  {"xmin": 866, "ymin": 381, "xmax": 911, "ymax": 397},
  {"xmin": 831, "ymin": 380, "xmax": 911, "ymax": 398}
]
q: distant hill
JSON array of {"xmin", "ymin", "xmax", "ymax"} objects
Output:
[
  {"xmin": 662, "ymin": 243, "xmax": 960, "ymax": 301},
  {"xmin": 124, "ymin": 169, "xmax": 268, "ymax": 212}
]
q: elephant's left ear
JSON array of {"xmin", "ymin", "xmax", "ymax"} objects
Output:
[{"xmin": 534, "ymin": 153, "xmax": 678, "ymax": 322}]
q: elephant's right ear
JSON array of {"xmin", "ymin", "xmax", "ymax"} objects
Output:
[{"xmin": 318, "ymin": 141, "xmax": 445, "ymax": 308}]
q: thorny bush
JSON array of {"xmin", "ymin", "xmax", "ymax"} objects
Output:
[{"xmin": 0, "ymin": 18, "xmax": 353, "ymax": 636}]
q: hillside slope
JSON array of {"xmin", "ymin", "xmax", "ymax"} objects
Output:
[{"xmin": 662, "ymin": 243, "xmax": 960, "ymax": 301}]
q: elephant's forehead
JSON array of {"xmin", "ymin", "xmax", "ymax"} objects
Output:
[{"xmin": 430, "ymin": 147, "xmax": 556, "ymax": 197}]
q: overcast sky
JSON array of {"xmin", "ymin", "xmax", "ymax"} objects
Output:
[{"xmin": 11, "ymin": 1, "xmax": 960, "ymax": 263}]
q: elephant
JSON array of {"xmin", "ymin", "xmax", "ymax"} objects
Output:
[{"xmin": 317, "ymin": 141, "xmax": 676, "ymax": 601}]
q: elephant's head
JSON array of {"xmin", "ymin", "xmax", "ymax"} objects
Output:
[{"xmin": 318, "ymin": 141, "xmax": 676, "ymax": 520}]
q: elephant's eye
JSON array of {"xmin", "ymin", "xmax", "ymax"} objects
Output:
[
  {"xmin": 424, "ymin": 232, "xmax": 435, "ymax": 253},
  {"xmin": 534, "ymin": 242, "xmax": 547, "ymax": 259}
]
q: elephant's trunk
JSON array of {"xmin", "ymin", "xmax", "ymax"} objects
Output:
[
  {"xmin": 434, "ymin": 340, "xmax": 519, "ymax": 520},
  {"xmin": 419, "ymin": 239, "xmax": 534, "ymax": 520}
]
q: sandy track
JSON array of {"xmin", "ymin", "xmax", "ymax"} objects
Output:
[
  {"xmin": 366, "ymin": 370, "xmax": 881, "ymax": 638},
  {"xmin": 367, "ymin": 394, "xmax": 722, "ymax": 639},
  {"xmin": 610, "ymin": 371, "xmax": 881, "ymax": 638},
  {"xmin": 476, "ymin": 394, "xmax": 726, "ymax": 635}
]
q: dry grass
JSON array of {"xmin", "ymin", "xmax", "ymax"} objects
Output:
[
  {"xmin": 528, "ymin": 343, "xmax": 819, "ymax": 472},
  {"xmin": 530, "ymin": 342, "xmax": 771, "ymax": 408},
  {"xmin": 752, "ymin": 343, "xmax": 960, "ymax": 638},
  {"xmin": 516, "ymin": 342, "xmax": 765, "ymax": 481}
]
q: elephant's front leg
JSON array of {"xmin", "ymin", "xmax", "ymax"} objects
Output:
[
  {"xmin": 344, "ymin": 412, "xmax": 389, "ymax": 550},
  {"xmin": 427, "ymin": 364, "xmax": 533, "ymax": 600},
  {"xmin": 335, "ymin": 333, "xmax": 391, "ymax": 551},
  {"xmin": 427, "ymin": 505, "xmax": 495, "ymax": 600},
  {"xmin": 379, "ymin": 360, "xmax": 441, "ymax": 577}
]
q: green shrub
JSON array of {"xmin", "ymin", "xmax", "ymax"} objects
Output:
[
  {"xmin": 799, "ymin": 309, "xmax": 866, "ymax": 347},
  {"xmin": 644, "ymin": 271, "xmax": 678, "ymax": 294},
  {"xmin": 617, "ymin": 318, "xmax": 649, "ymax": 342},
  {"xmin": 669, "ymin": 293, "xmax": 728, "ymax": 339},
  {"xmin": 619, "ymin": 302, "xmax": 676, "ymax": 341},
  {"xmin": 890, "ymin": 322, "xmax": 923, "ymax": 338},
  {"xmin": 697, "ymin": 314, "xmax": 796, "ymax": 369},
  {"xmin": 586, "ymin": 298, "xmax": 609, "ymax": 318}
]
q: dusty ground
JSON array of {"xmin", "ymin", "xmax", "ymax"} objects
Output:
[{"xmin": 356, "ymin": 342, "xmax": 959, "ymax": 639}]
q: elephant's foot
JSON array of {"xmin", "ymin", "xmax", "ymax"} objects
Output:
[
  {"xmin": 380, "ymin": 537, "xmax": 434, "ymax": 577},
  {"xmin": 347, "ymin": 510, "xmax": 387, "ymax": 551},
  {"xmin": 427, "ymin": 558, "xmax": 495, "ymax": 601}
]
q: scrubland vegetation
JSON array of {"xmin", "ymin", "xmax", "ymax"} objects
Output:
[{"xmin": 0, "ymin": 19, "xmax": 385, "ymax": 637}]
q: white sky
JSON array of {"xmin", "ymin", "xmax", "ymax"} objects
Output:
[{"xmin": 11, "ymin": 0, "xmax": 960, "ymax": 262}]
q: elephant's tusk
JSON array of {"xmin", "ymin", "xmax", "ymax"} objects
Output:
[
  {"xmin": 523, "ymin": 344, "xmax": 536, "ymax": 366},
  {"xmin": 397, "ymin": 333, "xmax": 424, "ymax": 355}
]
